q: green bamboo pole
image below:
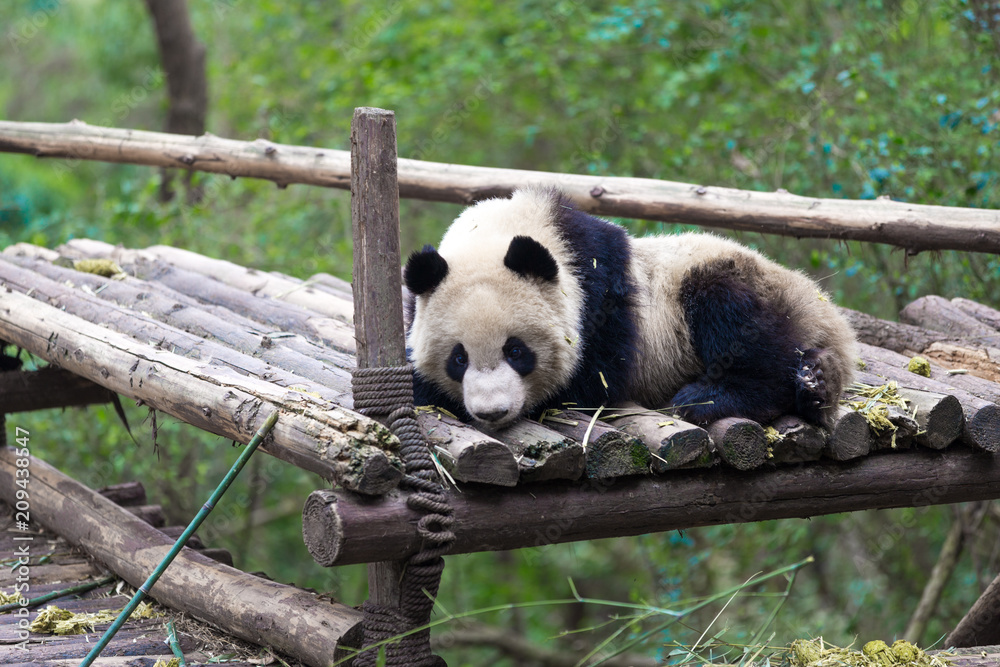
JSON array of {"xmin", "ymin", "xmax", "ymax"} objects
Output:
[
  {"xmin": 0, "ymin": 574, "xmax": 116, "ymax": 613},
  {"xmin": 78, "ymin": 409, "xmax": 280, "ymax": 667},
  {"xmin": 166, "ymin": 620, "xmax": 188, "ymax": 667}
]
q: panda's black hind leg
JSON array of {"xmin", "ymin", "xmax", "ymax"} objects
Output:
[
  {"xmin": 671, "ymin": 257, "xmax": 800, "ymax": 426},
  {"xmin": 795, "ymin": 347, "xmax": 839, "ymax": 429}
]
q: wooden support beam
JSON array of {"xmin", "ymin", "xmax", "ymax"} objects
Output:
[
  {"xmin": 0, "ymin": 448, "xmax": 362, "ymax": 666},
  {"xmin": 0, "ymin": 366, "xmax": 112, "ymax": 413},
  {"xmin": 301, "ymin": 447, "xmax": 1000, "ymax": 566},
  {"xmin": 1, "ymin": 120, "xmax": 998, "ymax": 254},
  {"xmin": 0, "ymin": 288, "xmax": 401, "ymax": 493},
  {"xmin": 348, "ymin": 106, "xmax": 411, "ymax": 624}
]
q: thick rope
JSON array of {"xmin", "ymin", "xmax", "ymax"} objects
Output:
[{"xmin": 352, "ymin": 365, "xmax": 455, "ymax": 667}]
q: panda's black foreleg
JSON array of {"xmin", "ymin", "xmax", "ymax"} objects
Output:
[
  {"xmin": 795, "ymin": 347, "xmax": 839, "ymax": 429},
  {"xmin": 672, "ymin": 258, "xmax": 801, "ymax": 426}
]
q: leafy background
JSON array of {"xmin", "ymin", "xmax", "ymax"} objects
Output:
[{"xmin": 2, "ymin": 0, "xmax": 999, "ymax": 664}]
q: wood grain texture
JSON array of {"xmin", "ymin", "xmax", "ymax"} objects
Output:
[
  {"xmin": 302, "ymin": 447, "xmax": 1000, "ymax": 565},
  {"xmin": 1, "ymin": 120, "xmax": 998, "ymax": 253}
]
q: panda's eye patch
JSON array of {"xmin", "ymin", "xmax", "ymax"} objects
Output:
[
  {"xmin": 503, "ymin": 337, "xmax": 536, "ymax": 377},
  {"xmin": 446, "ymin": 343, "xmax": 468, "ymax": 382}
]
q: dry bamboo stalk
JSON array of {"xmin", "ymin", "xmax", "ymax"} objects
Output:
[
  {"xmin": 0, "ymin": 288, "xmax": 402, "ymax": 493},
  {"xmin": 1, "ymin": 120, "xmax": 998, "ymax": 253}
]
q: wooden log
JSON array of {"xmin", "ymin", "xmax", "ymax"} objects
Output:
[
  {"xmin": 861, "ymin": 341, "xmax": 1000, "ymax": 405},
  {"xmin": 769, "ymin": 415, "xmax": 827, "ymax": 463},
  {"xmin": 0, "ymin": 288, "xmax": 401, "ymax": 493},
  {"xmin": 848, "ymin": 374, "xmax": 961, "ymax": 450},
  {"xmin": 826, "ymin": 406, "xmax": 874, "ymax": 461},
  {"xmin": 2, "ymin": 120, "xmax": 999, "ymax": 253},
  {"xmin": 947, "ymin": 573, "xmax": 1000, "ymax": 647},
  {"xmin": 842, "ymin": 307, "xmax": 961, "ymax": 354},
  {"xmin": 300, "ymin": 446, "xmax": 1000, "ymax": 565},
  {"xmin": 953, "ymin": 297, "xmax": 1000, "ymax": 331},
  {"xmin": 61, "ymin": 238, "xmax": 358, "ymax": 354},
  {"xmin": 160, "ymin": 524, "xmax": 205, "ymax": 549},
  {"xmin": 0, "ymin": 448, "xmax": 362, "ymax": 665},
  {"xmin": 0, "ymin": 366, "xmax": 112, "ymax": 413},
  {"xmin": 492, "ymin": 417, "xmax": 585, "ymax": 483},
  {"xmin": 859, "ymin": 357, "xmax": 1000, "ymax": 452},
  {"xmin": 97, "ymin": 481, "xmax": 147, "ymax": 507},
  {"xmin": 901, "ymin": 295, "xmax": 1000, "ymax": 345},
  {"xmin": 142, "ymin": 244, "xmax": 353, "ymax": 323},
  {"xmin": 349, "ymin": 106, "xmax": 413, "ymax": 637},
  {"xmin": 125, "ymin": 504, "xmax": 165, "ymax": 527},
  {"xmin": 600, "ymin": 407, "xmax": 713, "ymax": 472},
  {"xmin": 708, "ymin": 417, "xmax": 768, "ymax": 470},
  {"xmin": 0, "ymin": 254, "xmax": 355, "ymax": 405},
  {"xmin": 417, "ymin": 410, "xmax": 518, "ymax": 486}
]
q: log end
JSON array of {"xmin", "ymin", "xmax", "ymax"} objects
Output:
[
  {"xmin": 449, "ymin": 440, "xmax": 520, "ymax": 486},
  {"xmin": 342, "ymin": 448, "xmax": 404, "ymax": 496},
  {"xmin": 584, "ymin": 431, "xmax": 652, "ymax": 479},
  {"xmin": 966, "ymin": 403, "xmax": 1000, "ymax": 453},
  {"xmin": 519, "ymin": 439, "xmax": 586, "ymax": 483},
  {"xmin": 708, "ymin": 417, "xmax": 767, "ymax": 471},
  {"xmin": 651, "ymin": 425, "xmax": 711, "ymax": 473},
  {"xmin": 913, "ymin": 393, "xmax": 964, "ymax": 450},
  {"xmin": 302, "ymin": 489, "xmax": 345, "ymax": 567},
  {"xmin": 770, "ymin": 415, "xmax": 827, "ymax": 463},
  {"xmin": 827, "ymin": 409, "xmax": 873, "ymax": 461}
]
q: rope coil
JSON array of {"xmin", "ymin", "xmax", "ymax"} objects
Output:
[{"xmin": 352, "ymin": 365, "xmax": 455, "ymax": 667}]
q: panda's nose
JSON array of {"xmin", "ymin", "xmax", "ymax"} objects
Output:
[{"xmin": 474, "ymin": 408, "xmax": 509, "ymax": 423}]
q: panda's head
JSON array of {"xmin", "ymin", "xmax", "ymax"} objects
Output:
[{"xmin": 403, "ymin": 190, "xmax": 584, "ymax": 429}]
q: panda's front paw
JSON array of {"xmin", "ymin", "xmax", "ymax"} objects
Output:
[{"xmin": 796, "ymin": 348, "xmax": 831, "ymax": 426}]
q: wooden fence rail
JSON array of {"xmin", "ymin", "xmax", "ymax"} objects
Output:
[{"xmin": 0, "ymin": 120, "xmax": 998, "ymax": 254}]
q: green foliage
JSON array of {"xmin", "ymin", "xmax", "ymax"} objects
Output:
[{"xmin": 2, "ymin": 0, "xmax": 999, "ymax": 662}]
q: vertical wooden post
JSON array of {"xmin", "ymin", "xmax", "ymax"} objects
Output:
[{"xmin": 350, "ymin": 107, "xmax": 407, "ymax": 611}]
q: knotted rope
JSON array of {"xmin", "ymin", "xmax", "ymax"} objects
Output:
[{"xmin": 352, "ymin": 365, "xmax": 455, "ymax": 667}]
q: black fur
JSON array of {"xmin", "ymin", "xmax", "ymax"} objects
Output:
[
  {"xmin": 413, "ymin": 368, "xmax": 471, "ymax": 420},
  {"xmin": 503, "ymin": 337, "xmax": 536, "ymax": 377},
  {"xmin": 548, "ymin": 197, "xmax": 638, "ymax": 410},
  {"xmin": 504, "ymin": 235, "xmax": 559, "ymax": 282},
  {"xmin": 404, "ymin": 245, "xmax": 449, "ymax": 295},
  {"xmin": 672, "ymin": 258, "xmax": 801, "ymax": 425},
  {"xmin": 446, "ymin": 343, "xmax": 469, "ymax": 382}
]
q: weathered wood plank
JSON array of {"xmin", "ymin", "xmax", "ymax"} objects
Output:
[
  {"xmin": 0, "ymin": 288, "xmax": 401, "ymax": 493},
  {"xmin": 1, "ymin": 120, "xmax": 999, "ymax": 253},
  {"xmin": 302, "ymin": 447, "xmax": 1000, "ymax": 565}
]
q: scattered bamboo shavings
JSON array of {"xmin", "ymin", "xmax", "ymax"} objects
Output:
[
  {"xmin": 153, "ymin": 659, "xmax": 181, "ymax": 667},
  {"xmin": 430, "ymin": 448, "xmax": 459, "ymax": 489},
  {"xmin": 947, "ymin": 368, "xmax": 969, "ymax": 375},
  {"xmin": 816, "ymin": 289, "xmax": 829, "ymax": 302},
  {"xmin": 843, "ymin": 381, "xmax": 908, "ymax": 440},
  {"xmin": 599, "ymin": 371, "xmax": 608, "ymax": 389},
  {"xmin": 539, "ymin": 409, "xmax": 579, "ymax": 426},
  {"xmin": 657, "ymin": 420, "xmax": 675, "ymax": 427},
  {"xmin": 789, "ymin": 637, "xmax": 951, "ymax": 667},
  {"xmin": 0, "ymin": 590, "xmax": 25, "ymax": 605},
  {"xmin": 30, "ymin": 602, "xmax": 162, "ymax": 635},
  {"xmin": 287, "ymin": 386, "xmax": 322, "ymax": 399},
  {"xmin": 764, "ymin": 425, "xmax": 781, "ymax": 444},
  {"xmin": 592, "ymin": 258, "xmax": 597, "ymax": 268}
]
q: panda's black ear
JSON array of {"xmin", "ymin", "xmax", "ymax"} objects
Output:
[
  {"xmin": 404, "ymin": 245, "xmax": 449, "ymax": 295},
  {"xmin": 504, "ymin": 235, "xmax": 558, "ymax": 282}
]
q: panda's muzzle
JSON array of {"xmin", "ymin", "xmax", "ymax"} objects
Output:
[{"xmin": 463, "ymin": 364, "xmax": 526, "ymax": 428}]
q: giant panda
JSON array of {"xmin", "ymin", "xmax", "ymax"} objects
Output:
[{"xmin": 403, "ymin": 188, "xmax": 857, "ymax": 431}]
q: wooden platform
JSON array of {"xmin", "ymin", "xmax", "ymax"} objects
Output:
[
  {"xmin": 0, "ymin": 484, "xmax": 265, "ymax": 667},
  {"xmin": 1, "ymin": 239, "xmax": 998, "ymax": 495}
]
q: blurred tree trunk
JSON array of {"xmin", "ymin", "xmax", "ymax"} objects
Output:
[{"xmin": 144, "ymin": 0, "xmax": 207, "ymax": 203}]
